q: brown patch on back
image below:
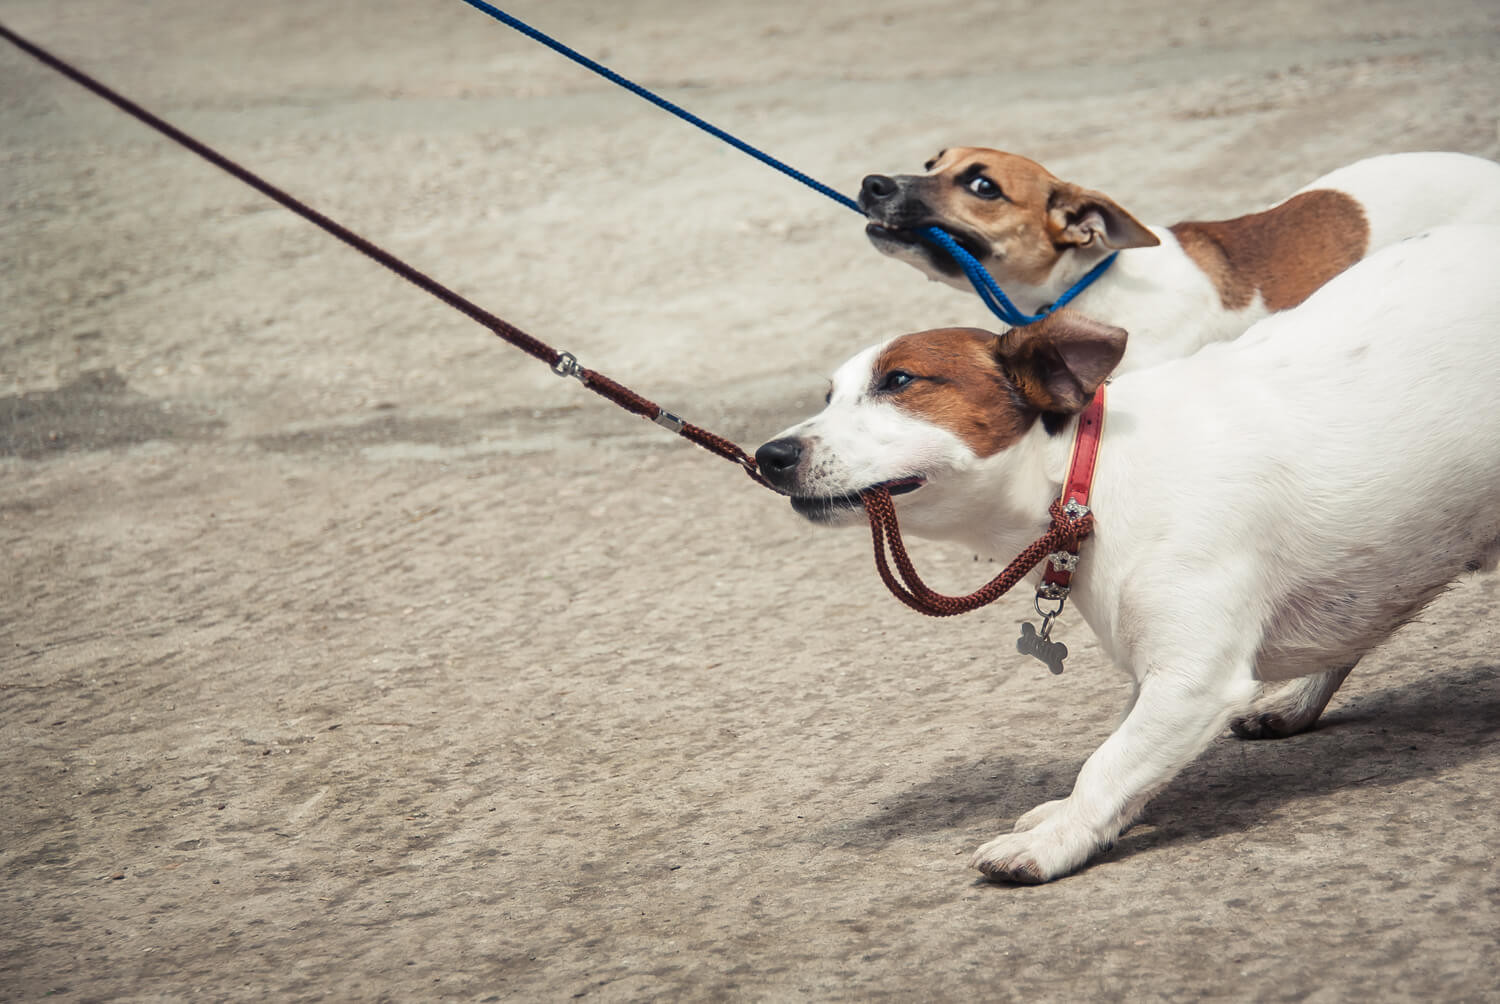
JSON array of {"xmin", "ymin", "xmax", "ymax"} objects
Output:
[
  {"xmin": 1169, "ymin": 189, "xmax": 1370, "ymax": 311},
  {"xmin": 873, "ymin": 328, "xmax": 1034, "ymax": 458}
]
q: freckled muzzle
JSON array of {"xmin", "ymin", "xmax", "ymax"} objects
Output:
[
  {"xmin": 786, "ymin": 476, "xmax": 924, "ymax": 523},
  {"xmin": 753, "ymin": 437, "xmax": 924, "ymax": 522},
  {"xmin": 857, "ymin": 174, "xmax": 936, "ymax": 234}
]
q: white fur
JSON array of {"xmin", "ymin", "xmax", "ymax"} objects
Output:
[
  {"xmin": 772, "ymin": 224, "xmax": 1500, "ymax": 881},
  {"xmin": 942, "ymin": 152, "xmax": 1500, "ymax": 373}
]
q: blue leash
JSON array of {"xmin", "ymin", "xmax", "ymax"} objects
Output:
[
  {"xmin": 459, "ymin": 1, "xmax": 1115, "ymax": 327},
  {"xmin": 922, "ymin": 230, "xmax": 1118, "ymax": 325}
]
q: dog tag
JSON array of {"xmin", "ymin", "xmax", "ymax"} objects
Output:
[{"xmin": 1016, "ymin": 620, "xmax": 1068, "ymax": 675}]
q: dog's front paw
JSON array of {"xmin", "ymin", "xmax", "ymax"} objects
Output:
[
  {"xmin": 969, "ymin": 823, "xmax": 1103, "ymax": 884},
  {"xmin": 970, "ymin": 833, "xmax": 1051, "ymax": 884}
]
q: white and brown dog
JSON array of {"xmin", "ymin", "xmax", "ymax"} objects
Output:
[
  {"xmin": 860, "ymin": 148, "xmax": 1500, "ymax": 370},
  {"xmin": 756, "ymin": 224, "xmax": 1500, "ymax": 882}
]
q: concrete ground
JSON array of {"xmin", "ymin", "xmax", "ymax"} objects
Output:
[{"xmin": 3, "ymin": 0, "xmax": 1498, "ymax": 999}]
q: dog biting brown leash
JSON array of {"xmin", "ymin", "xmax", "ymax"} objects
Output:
[{"xmin": 1, "ymin": 20, "xmax": 1098, "ymax": 627}]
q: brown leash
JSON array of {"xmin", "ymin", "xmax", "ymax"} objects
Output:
[
  {"xmin": 0, "ymin": 21, "xmax": 772, "ymax": 492},
  {"xmin": 861, "ymin": 388, "xmax": 1106, "ymax": 620},
  {"xmin": 862, "ymin": 491, "xmax": 1095, "ymax": 617},
  {"xmin": 3, "ymin": 20, "xmax": 1093, "ymax": 619}
]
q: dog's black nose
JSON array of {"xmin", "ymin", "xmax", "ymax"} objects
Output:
[
  {"xmin": 860, "ymin": 174, "xmax": 898, "ymax": 202},
  {"xmin": 754, "ymin": 437, "xmax": 803, "ymax": 488}
]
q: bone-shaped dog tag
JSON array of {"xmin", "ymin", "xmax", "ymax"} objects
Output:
[{"xmin": 1016, "ymin": 621, "xmax": 1068, "ymax": 675}]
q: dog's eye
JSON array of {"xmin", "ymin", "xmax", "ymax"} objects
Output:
[
  {"xmin": 824, "ymin": 387, "xmax": 832, "ymax": 405},
  {"xmin": 879, "ymin": 370, "xmax": 915, "ymax": 393},
  {"xmin": 967, "ymin": 175, "xmax": 1003, "ymax": 200}
]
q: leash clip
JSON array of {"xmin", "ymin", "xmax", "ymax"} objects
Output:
[{"xmin": 1034, "ymin": 594, "xmax": 1067, "ymax": 637}]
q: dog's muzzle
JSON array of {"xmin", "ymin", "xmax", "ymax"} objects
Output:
[
  {"xmin": 858, "ymin": 173, "xmax": 924, "ymax": 226},
  {"xmin": 754, "ymin": 436, "xmax": 924, "ymax": 522},
  {"xmin": 785, "ymin": 476, "xmax": 925, "ymax": 523},
  {"xmin": 857, "ymin": 176, "xmax": 988, "ymax": 273}
]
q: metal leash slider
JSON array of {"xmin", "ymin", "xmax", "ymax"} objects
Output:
[
  {"xmin": 550, "ymin": 351, "xmax": 584, "ymax": 381},
  {"xmin": 552, "ymin": 349, "xmax": 684, "ymax": 432},
  {"xmin": 653, "ymin": 409, "xmax": 684, "ymax": 433}
]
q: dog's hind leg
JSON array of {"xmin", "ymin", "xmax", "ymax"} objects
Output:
[{"xmin": 1229, "ymin": 663, "xmax": 1357, "ymax": 740}]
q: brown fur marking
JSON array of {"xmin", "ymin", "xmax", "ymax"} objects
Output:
[
  {"xmin": 1169, "ymin": 189, "xmax": 1370, "ymax": 311},
  {"xmin": 874, "ymin": 329, "xmax": 1033, "ymax": 458},
  {"xmin": 912, "ymin": 149, "xmax": 1075, "ymax": 287},
  {"xmin": 997, "ymin": 312, "xmax": 1128, "ymax": 415},
  {"xmin": 881, "ymin": 148, "xmax": 1157, "ymax": 286}
]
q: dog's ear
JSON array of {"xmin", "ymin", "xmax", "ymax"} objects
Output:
[
  {"xmin": 995, "ymin": 311, "xmax": 1128, "ymax": 414},
  {"xmin": 1047, "ymin": 182, "xmax": 1160, "ymax": 250}
]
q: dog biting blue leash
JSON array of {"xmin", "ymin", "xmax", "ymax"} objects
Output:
[
  {"xmin": 455, "ymin": 1, "xmax": 1116, "ymax": 329},
  {"xmin": 0, "ymin": 10, "xmax": 1099, "ymax": 621}
]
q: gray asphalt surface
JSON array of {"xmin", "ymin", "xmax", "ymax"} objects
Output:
[{"xmin": 3, "ymin": 1, "xmax": 1498, "ymax": 999}]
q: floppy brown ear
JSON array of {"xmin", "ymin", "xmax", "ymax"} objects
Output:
[
  {"xmin": 996, "ymin": 311, "xmax": 1128, "ymax": 414},
  {"xmin": 1047, "ymin": 182, "xmax": 1160, "ymax": 250}
]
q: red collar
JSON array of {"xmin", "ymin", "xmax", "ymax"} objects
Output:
[{"xmin": 1039, "ymin": 386, "xmax": 1106, "ymax": 601}]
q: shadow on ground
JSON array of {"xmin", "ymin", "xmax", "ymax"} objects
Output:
[{"xmin": 851, "ymin": 663, "xmax": 1500, "ymax": 853}]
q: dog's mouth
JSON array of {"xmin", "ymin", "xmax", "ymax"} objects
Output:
[
  {"xmin": 789, "ymin": 475, "xmax": 925, "ymax": 523},
  {"xmin": 864, "ymin": 222, "xmax": 989, "ymax": 275}
]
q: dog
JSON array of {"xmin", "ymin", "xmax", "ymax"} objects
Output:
[
  {"xmin": 860, "ymin": 148, "xmax": 1500, "ymax": 371},
  {"xmin": 755, "ymin": 224, "xmax": 1500, "ymax": 882}
]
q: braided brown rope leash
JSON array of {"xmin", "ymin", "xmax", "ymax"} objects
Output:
[
  {"xmin": 862, "ymin": 490, "xmax": 1095, "ymax": 617},
  {"xmin": 3, "ymin": 20, "xmax": 1091, "ymax": 617},
  {"xmin": 0, "ymin": 21, "xmax": 773, "ymax": 493},
  {"xmin": 547, "ymin": 357, "xmax": 774, "ymax": 489}
]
